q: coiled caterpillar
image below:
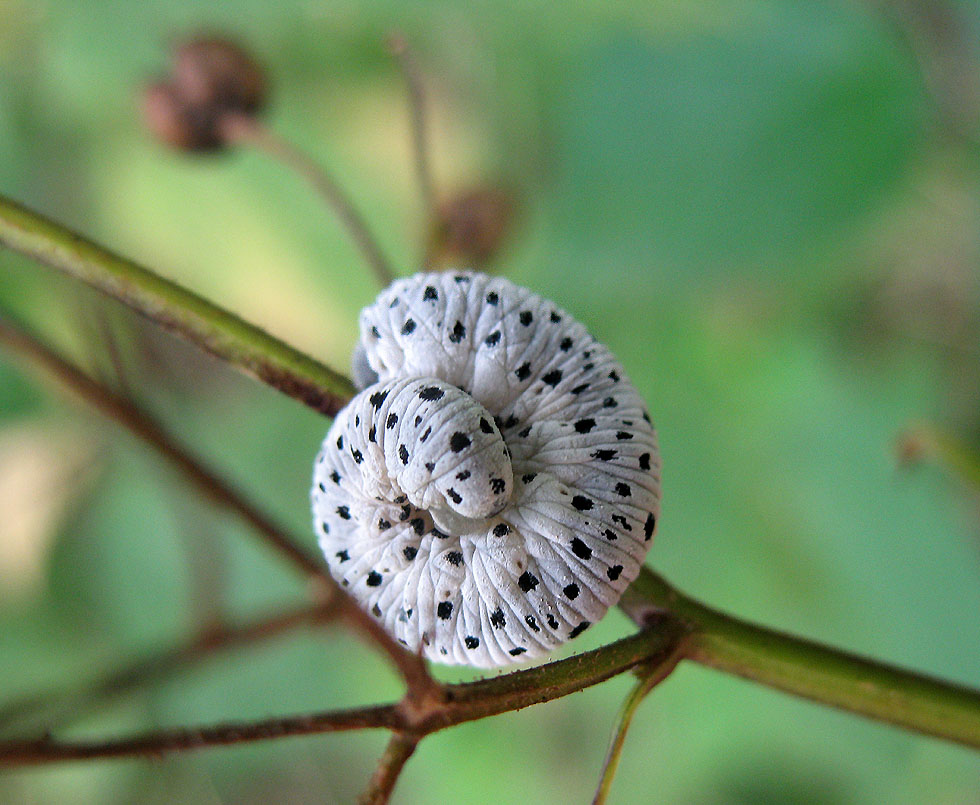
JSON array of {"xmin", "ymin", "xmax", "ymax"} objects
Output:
[{"xmin": 312, "ymin": 271, "xmax": 660, "ymax": 667}]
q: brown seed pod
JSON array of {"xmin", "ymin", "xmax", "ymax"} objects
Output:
[
  {"xmin": 428, "ymin": 188, "xmax": 515, "ymax": 267},
  {"xmin": 141, "ymin": 36, "xmax": 267, "ymax": 152},
  {"xmin": 171, "ymin": 37, "xmax": 267, "ymax": 118}
]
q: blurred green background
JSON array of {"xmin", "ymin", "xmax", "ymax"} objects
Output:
[{"xmin": 2, "ymin": 0, "xmax": 980, "ymax": 802}]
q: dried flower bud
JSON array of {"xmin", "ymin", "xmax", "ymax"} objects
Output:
[
  {"xmin": 428, "ymin": 188, "xmax": 515, "ymax": 266},
  {"xmin": 141, "ymin": 36, "xmax": 267, "ymax": 152},
  {"xmin": 171, "ymin": 37, "xmax": 266, "ymax": 117}
]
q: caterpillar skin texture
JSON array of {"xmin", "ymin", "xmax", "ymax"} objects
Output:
[{"xmin": 312, "ymin": 271, "xmax": 661, "ymax": 667}]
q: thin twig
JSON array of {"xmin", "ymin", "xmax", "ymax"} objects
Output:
[
  {"xmin": 219, "ymin": 113, "xmax": 395, "ymax": 288},
  {"xmin": 0, "ymin": 194, "xmax": 356, "ymax": 416},
  {"xmin": 359, "ymin": 732, "xmax": 419, "ymax": 805},
  {"xmin": 0, "ymin": 621, "xmax": 687, "ymax": 767},
  {"xmin": 592, "ymin": 645, "xmax": 684, "ymax": 805},
  {"xmin": 0, "ymin": 602, "xmax": 337, "ymax": 736},
  {"xmin": 0, "ymin": 309, "xmax": 325, "ymax": 580},
  {"xmin": 79, "ymin": 303, "xmax": 134, "ymax": 398},
  {"xmin": 0, "ymin": 706, "xmax": 398, "ymax": 767},
  {"xmin": 0, "ymin": 309, "xmax": 435, "ymax": 696},
  {"xmin": 387, "ymin": 33, "xmax": 438, "ymax": 221}
]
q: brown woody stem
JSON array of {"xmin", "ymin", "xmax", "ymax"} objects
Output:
[
  {"xmin": 0, "ymin": 620, "xmax": 687, "ymax": 767},
  {"xmin": 359, "ymin": 732, "xmax": 420, "ymax": 805},
  {"xmin": 0, "ymin": 308, "xmax": 434, "ymax": 696},
  {"xmin": 0, "ymin": 309, "xmax": 326, "ymax": 580},
  {"xmin": 0, "ymin": 602, "xmax": 337, "ymax": 736}
]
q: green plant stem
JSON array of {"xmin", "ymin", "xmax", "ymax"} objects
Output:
[
  {"xmin": 592, "ymin": 643, "xmax": 684, "ymax": 805},
  {"xmin": 0, "ymin": 195, "xmax": 356, "ymax": 416},
  {"xmin": 619, "ymin": 567, "xmax": 980, "ymax": 750}
]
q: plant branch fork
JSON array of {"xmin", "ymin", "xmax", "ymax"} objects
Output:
[{"xmin": 3, "ymin": 185, "xmax": 980, "ymax": 798}]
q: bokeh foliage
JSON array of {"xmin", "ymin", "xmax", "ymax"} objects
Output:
[{"xmin": 2, "ymin": 0, "xmax": 980, "ymax": 802}]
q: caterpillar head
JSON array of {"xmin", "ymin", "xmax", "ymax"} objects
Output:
[{"xmin": 312, "ymin": 271, "xmax": 660, "ymax": 667}]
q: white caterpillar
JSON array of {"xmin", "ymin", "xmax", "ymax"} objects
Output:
[{"xmin": 312, "ymin": 271, "xmax": 660, "ymax": 667}]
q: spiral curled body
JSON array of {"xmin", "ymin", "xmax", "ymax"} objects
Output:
[{"xmin": 312, "ymin": 271, "xmax": 660, "ymax": 667}]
